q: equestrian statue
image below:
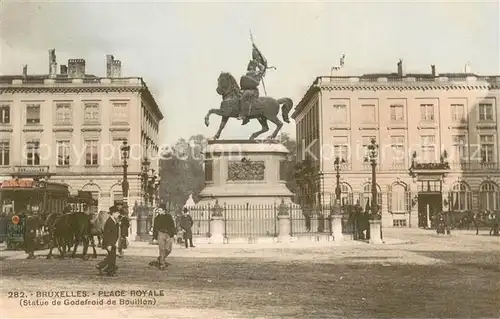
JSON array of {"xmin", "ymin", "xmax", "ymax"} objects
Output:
[{"xmin": 204, "ymin": 33, "xmax": 293, "ymax": 140}]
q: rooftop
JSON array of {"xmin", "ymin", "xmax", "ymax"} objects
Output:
[
  {"xmin": 0, "ymin": 49, "xmax": 164, "ymax": 120},
  {"xmin": 292, "ymin": 61, "xmax": 500, "ymax": 119}
]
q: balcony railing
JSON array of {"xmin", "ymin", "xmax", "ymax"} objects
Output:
[{"xmin": 449, "ymin": 162, "xmax": 499, "ymax": 171}]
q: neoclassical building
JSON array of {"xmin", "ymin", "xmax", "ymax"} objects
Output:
[
  {"xmin": 292, "ymin": 62, "xmax": 500, "ymax": 228},
  {"xmin": 0, "ymin": 49, "xmax": 163, "ymax": 212}
]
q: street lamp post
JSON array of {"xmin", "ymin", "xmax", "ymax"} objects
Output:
[
  {"xmin": 147, "ymin": 170, "xmax": 158, "ymax": 206},
  {"xmin": 139, "ymin": 157, "xmax": 151, "ymax": 205},
  {"xmin": 367, "ymin": 138, "xmax": 380, "ymax": 220},
  {"xmin": 367, "ymin": 138, "xmax": 383, "ymax": 244},
  {"xmin": 120, "ymin": 140, "xmax": 130, "ymax": 212},
  {"xmin": 334, "ymin": 157, "xmax": 345, "ymax": 202}
]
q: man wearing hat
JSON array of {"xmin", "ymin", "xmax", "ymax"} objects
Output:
[
  {"xmin": 116, "ymin": 203, "xmax": 129, "ymax": 258},
  {"xmin": 95, "ymin": 205, "xmax": 120, "ymax": 276},
  {"xmin": 180, "ymin": 207, "xmax": 195, "ymax": 248},
  {"xmin": 152, "ymin": 203, "xmax": 176, "ymax": 269}
]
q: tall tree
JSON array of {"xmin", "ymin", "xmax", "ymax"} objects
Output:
[
  {"xmin": 279, "ymin": 132, "xmax": 298, "ymax": 195},
  {"xmin": 159, "ymin": 135, "xmax": 207, "ymax": 209}
]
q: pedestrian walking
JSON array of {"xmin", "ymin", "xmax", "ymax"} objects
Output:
[
  {"xmin": 117, "ymin": 208, "xmax": 129, "ymax": 258},
  {"xmin": 95, "ymin": 206, "xmax": 120, "ymax": 276},
  {"xmin": 152, "ymin": 203, "xmax": 176, "ymax": 270},
  {"xmin": 180, "ymin": 207, "xmax": 195, "ymax": 248},
  {"xmin": 23, "ymin": 211, "xmax": 39, "ymax": 259}
]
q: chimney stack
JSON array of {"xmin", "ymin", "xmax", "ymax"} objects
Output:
[
  {"xmin": 60, "ymin": 65, "xmax": 68, "ymax": 75},
  {"xmin": 48, "ymin": 49, "xmax": 57, "ymax": 78},
  {"xmin": 22, "ymin": 65, "xmax": 28, "ymax": 78},
  {"xmin": 67, "ymin": 59, "xmax": 86, "ymax": 78},
  {"xmin": 106, "ymin": 54, "xmax": 122, "ymax": 78},
  {"xmin": 397, "ymin": 59, "xmax": 403, "ymax": 77},
  {"xmin": 431, "ymin": 65, "xmax": 436, "ymax": 77}
]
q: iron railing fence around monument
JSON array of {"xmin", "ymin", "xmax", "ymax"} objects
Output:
[{"xmin": 184, "ymin": 202, "xmax": 369, "ymax": 240}]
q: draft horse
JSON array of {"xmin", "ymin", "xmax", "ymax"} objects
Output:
[
  {"xmin": 204, "ymin": 72, "xmax": 293, "ymax": 140},
  {"xmin": 46, "ymin": 212, "xmax": 96, "ymax": 260}
]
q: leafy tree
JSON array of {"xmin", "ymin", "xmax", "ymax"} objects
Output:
[
  {"xmin": 279, "ymin": 132, "xmax": 298, "ymax": 195},
  {"xmin": 159, "ymin": 135, "xmax": 207, "ymax": 210}
]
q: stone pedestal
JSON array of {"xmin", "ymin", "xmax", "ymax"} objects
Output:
[
  {"xmin": 277, "ymin": 215, "xmax": 291, "ymax": 243},
  {"xmin": 369, "ymin": 220, "xmax": 383, "ymax": 244},
  {"xmin": 331, "ymin": 214, "xmax": 343, "ymax": 242},
  {"xmin": 196, "ymin": 140, "xmax": 294, "ymax": 206},
  {"xmin": 209, "ymin": 216, "xmax": 224, "ymax": 244}
]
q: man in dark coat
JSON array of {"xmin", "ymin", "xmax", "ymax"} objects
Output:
[
  {"xmin": 24, "ymin": 211, "xmax": 39, "ymax": 259},
  {"xmin": 95, "ymin": 206, "xmax": 120, "ymax": 276},
  {"xmin": 180, "ymin": 207, "xmax": 195, "ymax": 248},
  {"xmin": 117, "ymin": 207, "xmax": 129, "ymax": 258},
  {"xmin": 152, "ymin": 203, "xmax": 176, "ymax": 269}
]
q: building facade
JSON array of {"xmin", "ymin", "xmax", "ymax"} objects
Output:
[
  {"xmin": 0, "ymin": 49, "xmax": 163, "ymax": 213},
  {"xmin": 292, "ymin": 62, "xmax": 500, "ymax": 228}
]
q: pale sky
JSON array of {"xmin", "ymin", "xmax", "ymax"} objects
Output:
[{"xmin": 1, "ymin": 0, "xmax": 499, "ymax": 145}]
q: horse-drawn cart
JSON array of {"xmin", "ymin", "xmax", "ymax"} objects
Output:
[{"xmin": 1, "ymin": 178, "xmax": 70, "ymax": 250}]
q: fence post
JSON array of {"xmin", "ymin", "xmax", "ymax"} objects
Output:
[
  {"xmin": 277, "ymin": 199, "xmax": 291, "ymax": 243},
  {"xmin": 209, "ymin": 200, "xmax": 224, "ymax": 244}
]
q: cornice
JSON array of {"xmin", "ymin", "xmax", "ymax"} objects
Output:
[
  {"xmin": 23, "ymin": 127, "xmax": 43, "ymax": 133},
  {"xmin": 292, "ymin": 80, "xmax": 500, "ymax": 119},
  {"xmin": 0, "ymin": 86, "xmax": 141, "ymax": 94},
  {"xmin": 318, "ymin": 83, "xmax": 500, "ymax": 91},
  {"xmin": 110, "ymin": 127, "xmax": 131, "ymax": 132},
  {"xmin": 81, "ymin": 127, "xmax": 102, "ymax": 132},
  {"xmin": 53, "ymin": 128, "xmax": 74, "ymax": 133}
]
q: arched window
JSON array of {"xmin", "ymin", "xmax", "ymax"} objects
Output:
[
  {"xmin": 362, "ymin": 183, "xmax": 382, "ymax": 211},
  {"xmin": 388, "ymin": 183, "xmax": 409, "ymax": 212},
  {"xmin": 479, "ymin": 182, "xmax": 499, "ymax": 211},
  {"xmin": 450, "ymin": 182, "xmax": 471, "ymax": 211},
  {"xmin": 341, "ymin": 183, "xmax": 353, "ymax": 206}
]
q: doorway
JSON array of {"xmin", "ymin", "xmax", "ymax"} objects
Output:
[{"xmin": 418, "ymin": 193, "xmax": 442, "ymax": 228}]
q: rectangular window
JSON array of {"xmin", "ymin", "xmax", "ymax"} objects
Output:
[
  {"xmin": 112, "ymin": 103, "xmax": 128, "ymax": 123},
  {"xmin": 390, "ymin": 104, "xmax": 404, "ymax": 121},
  {"xmin": 26, "ymin": 140, "xmax": 40, "ymax": 166},
  {"xmin": 361, "ymin": 104, "xmax": 375, "ymax": 123},
  {"xmin": 362, "ymin": 136, "xmax": 376, "ymax": 162},
  {"xmin": 84, "ymin": 140, "xmax": 98, "ymax": 165},
  {"xmin": 0, "ymin": 105, "xmax": 10, "ymax": 124},
  {"xmin": 390, "ymin": 135, "xmax": 405, "ymax": 164},
  {"xmin": 26, "ymin": 104, "xmax": 40, "ymax": 124},
  {"xmin": 420, "ymin": 135, "xmax": 436, "ymax": 162},
  {"xmin": 480, "ymin": 135, "xmax": 495, "ymax": 163},
  {"xmin": 0, "ymin": 141, "xmax": 9, "ymax": 166},
  {"xmin": 55, "ymin": 103, "xmax": 72, "ymax": 124},
  {"xmin": 451, "ymin": 104, "xmax": 465, "ymax": 122},
  {"xmin": 452, "ymin": 135, "xmax": 467, "ymax": 162},
  {"xmin": 333, "ymin": 136, "xmax": 348, "ymax": 162},
  {"xmin": 84, "ymin": 103, "xmax": 99, "ymax": 123},
  {"xmin": 332, "ymin": 104, "xmax": 347, "ymax": 123},
  {"xmin": 419, "ymin": 104, "xmax": 434, "ymax": 121},
  {"xmin": 478, "ymin": 103, "xmax": 494, "ymax": 121},
  {"xmin": 56, "ymin": 140, "xmax": 70, "ymax": 166}
]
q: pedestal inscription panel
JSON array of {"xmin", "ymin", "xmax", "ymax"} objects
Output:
[{"xmin": 227, "ymin": 160, "xmax": 265, "ymax": 181}]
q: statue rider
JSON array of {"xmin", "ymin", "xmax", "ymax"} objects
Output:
[{"xmin": 238, "ymin": 59, "xmax": 265, "ymax": 125}]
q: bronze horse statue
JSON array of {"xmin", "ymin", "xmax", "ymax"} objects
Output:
[{"xmin": 204, "ymin": 72, "xmax": 293, "ymax": 140}]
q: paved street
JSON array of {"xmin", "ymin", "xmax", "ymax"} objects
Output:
[{"xmin": 1, "ymin": 229, "xmax": 499, "ymax": 318}]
